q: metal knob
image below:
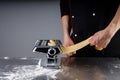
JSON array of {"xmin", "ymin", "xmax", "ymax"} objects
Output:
[{"xmin": 48, "ymin": 48, "xmax": 56, "ymax": 56}]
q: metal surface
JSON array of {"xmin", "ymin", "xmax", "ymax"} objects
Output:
[{"xmin": 0, "ymin": 57, "xmax": 120, "ymax": 80}]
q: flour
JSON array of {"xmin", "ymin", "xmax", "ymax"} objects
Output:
[{"xmin": 0, "ymin": 59, "xmax": 62, "ymax": 80}]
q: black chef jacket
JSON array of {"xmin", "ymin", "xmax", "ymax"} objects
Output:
[{"xmin": 60, "ymin": 0, "xmax": 120, "ymax": 57}]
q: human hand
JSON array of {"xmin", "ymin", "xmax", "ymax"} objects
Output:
[
  {"xmin": 63, "ymin": 36, "xmax": 76, "ymax": 56},
  {"xmin": 89, "ymin": 28, "xmax": 113, "ymax": 50}
]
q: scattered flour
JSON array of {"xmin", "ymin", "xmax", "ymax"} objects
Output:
[{"xmin": 0, "ymin": 59, "xmax": 62, "ymax": 80}]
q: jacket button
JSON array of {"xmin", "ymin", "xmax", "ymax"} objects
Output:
[
  {"xmin": 72, "ymin": 16, "xmax": 74, "ymax": 18},
  {"xmin": 92, "ymin": 13, "xmax": 96, "ymax": 16},
  {"xmin": 75, "ymin": 34, "xmax": 77, "ymax": 37}
]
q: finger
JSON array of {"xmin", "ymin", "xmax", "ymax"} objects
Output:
[
  {"xmin": 66, "ymin": 53, "xmax": 73, "ymax": 57},
  {"xmin": 66, "ymin": 52, "xmax": 75, "ymax": 56},
  {"xmin": 89, "ymin": 38, "xmax": 96, "ymax": 46},
  {"xmin": 89, "ymin": 35, "xmax": 98, "ymax": 45},
  {"xmin": 89, "ymin": 43, "xmax": 95, "ymax": 46},
  {"xmin": 73, "ymin": 51, "xmax": 76, "ymax": 54}
]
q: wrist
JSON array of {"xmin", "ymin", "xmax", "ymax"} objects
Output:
[
  {"xmin": 63, "ymin": 33, "xmax": 71, "ymax": 41},
  {"xmin": 105, "ymin": 23, "xmax": 118, "ymax": 38},
  {"xmin": 64, "ymin": 34, "xmax": 70, "ymax": 39}
]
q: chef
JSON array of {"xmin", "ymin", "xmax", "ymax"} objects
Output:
[{"xmin": 60, "ymin": 0, "xmax": 120, "ymax": 57}]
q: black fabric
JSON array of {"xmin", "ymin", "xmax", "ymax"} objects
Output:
[
  {"xmin": 60, "ymin": 0, "xmax": 120, "ymax": 57},
  {"xmin": 60, "ymin": 0, "xmax": 70, "ymax": 17}
]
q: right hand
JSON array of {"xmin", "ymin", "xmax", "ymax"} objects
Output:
[{"xmin": 63, "ymin": 36, "xmax": 76, "ymax": 56}]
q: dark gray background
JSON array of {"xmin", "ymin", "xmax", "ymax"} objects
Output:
[{"xmin": 0, "ymin": 0, "xmax": 63, "ymax": 58}]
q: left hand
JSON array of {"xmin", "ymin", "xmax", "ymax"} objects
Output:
[{"xmin": 89, "ymin": 28, "xmax": 113, "ymax": 49}]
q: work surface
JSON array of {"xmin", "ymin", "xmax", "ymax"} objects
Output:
[{"xmin": 0, "ymin": 57, "xmax": 120, "ymax": 80}]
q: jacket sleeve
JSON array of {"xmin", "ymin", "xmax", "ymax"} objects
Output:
[{"xmin": 60, "ymin": 0, "xmax": 70, "ymax": 17}]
